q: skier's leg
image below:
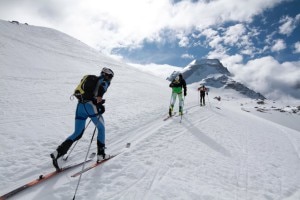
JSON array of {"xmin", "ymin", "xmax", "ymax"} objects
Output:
[
  {"xmin": 170, "ymin": 92, "xmax": 177, "ymax": 107},
  {"xmin": 178, "ymin": 93, "xmax": 183, "ymax": 114},
  {"xmin": 51, "ymin": 103, "xmax": 88, "ymax": 169},
  {"xmin": 84, "ymin": 102, "xmax": 108, "ymax": 160},
  {"xmin": 200, "ymin": 95, "xmax": 203, "ymax": 106},
  {"xmin": 201, "ymin": 94, "xmax": 205, "ymax": 106},
  {"xmin": 90, "ymin": 115, "xmax": 105, "ymax": 150},
  {"xmin": 169, "ymin": 92, "xmax": 177, "ymax": 116},
  {"xmin": 91, "ymin": 115, "xmax": 108, "ymax": 160},
  {"xmin": 54, "ymin": 104, "xmax": 87, "ymax": 158}
]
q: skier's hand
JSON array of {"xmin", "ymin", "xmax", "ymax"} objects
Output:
[
  {"xmin": 96, "ymin": 96, "xmax": 103, "ymax": 104},
  {"xmin": 99, "ymin": 99, "xmax": 106, "ymax": 104},
  {"xmin": 184, "ymin": 91, "xmax": 187, "ymax": 96},
  {"xmin": 206, "ymin": 92, "xmax": 208, "ymax": 95},
  {"xmin": 97, "ymin": 104, "xmax": 105, "ymax": 114}
]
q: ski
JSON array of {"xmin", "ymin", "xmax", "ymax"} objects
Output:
[
  {"xmin": 174, "ymin": 110, "xmax": 187, "ymax": 117},
  {"xmin": 72, "ymin": 143, "xmax": 130, "ymax": 178},
  {"xmin": 163, "ymin": 112, "xmax": 176, "ymax": 121},
  {"xmin": 71, "ymin": 154, "xmax": 118, "ymax": 177},
  {"xmin": 0, "ymin": 155, "xmax": 94, "ymax": 200}
]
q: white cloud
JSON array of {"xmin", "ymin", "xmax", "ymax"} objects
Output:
[
  {"xmin": 240, "ymin": 48, "xmax": 254, "ymax": 56},
  {"xmin": 0, "ymin": 0, "xmax": 287, "ymax": 55},
  {"xmin": 227, "ymin": 56, "xmax": 300, "ymax": 99},
  {"xmin": 220, "ymin": 54, "xmax": 244, "ymax": 68},
  {"xmin": 202, "ymin": 24, "xmax": 258, "ymax": 57},
  {"xmin": 223, "ymin": 24, "xmax": 246, "ymax": 46},
  {"xmin": 271, "ymin": 39, "xmax": 286, "ymax": 52},
  {"xmin": 294, "ymin": 42, "xmax": 300, "ymax": 53},
  {"xmin": 178, "ymin": 36, "xmax": 190, "ymax": 47},
  {"xmin": 129, "ymin": 62, "xmax": 181, "ymax": 79},
  {"xmin": 181, "ymin": 53, "xmax": 194, "ymax": 59},
  {"xmin": 206, "ymin": 46, "xmax": 229, "ymax": 60},
  {"xmin": 279, "ymin": 14, "xmax": 300, "ymax": 36}
]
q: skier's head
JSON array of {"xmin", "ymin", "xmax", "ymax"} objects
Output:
[
  {"xmin": 101, "ymin": 67, "xmax": 114, "ymax": 81},
  {"xmin": 178, "ymin": 73, "xmax": 183, "ymax": 79}
]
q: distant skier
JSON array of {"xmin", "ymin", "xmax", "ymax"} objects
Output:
[
  {"xmin": 169, "ymin": 73, "xmax": 187, "ymax": 116},
  {"xmin": 198, "ymin": 84, "xmax": 208, "ymax": 106},
  {"xmin": 50, "ymin": 67, "xmax": 114, "ymax": 170}
]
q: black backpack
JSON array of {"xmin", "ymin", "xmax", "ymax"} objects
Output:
[{"xmin": 74, "ymin": 75, "xmax": 99, "ymax": 102}]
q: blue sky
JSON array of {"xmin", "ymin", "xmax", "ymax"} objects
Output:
[
  {"xmin": 1, "ymin": 0, "xmax": 299, "ymax": 67},
  {"xmin": 112, "ymin": 0, "xmax": 300, "ymax": 67},
  {"xmin": 0, "ymin": 0, "xmax": 299, "ymax": 99}
]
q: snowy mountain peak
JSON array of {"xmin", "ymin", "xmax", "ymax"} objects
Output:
[
  {"xmin": 167, "ymin": 58, "xmax": 265, "ymax": 99},
  {"xmin": 184, "ymin": 59, "xmax": 231, "ymax": 78},
  {"xmin": 192, "ymin": 58, "xmax": 223, "ymax": 67}
]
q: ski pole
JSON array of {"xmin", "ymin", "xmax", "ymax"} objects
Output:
[
  {"xmin": 207, "ymin": 93, "xmax": 212, "ymax": 109},
  {"xmin": 63, "ymin": 119, "xmax": 92, "ymax": 161},
  {"xmin": 198, "ymin": 90, "xmax": 200, "ymax": 106},
  {"xmin": 72, "ymin": 116, "xmax": 100, "ymax": 200},
  {"xmin": 180, "ymin": 96, "xmax": 185, "ymax": 123},
  {"xmin": 168, "ymin": 92, "xmax": 174, "ymax": 116},
  {"xmin": 169, "ymin": 92, "xmax": 173, "ymax": 107}
]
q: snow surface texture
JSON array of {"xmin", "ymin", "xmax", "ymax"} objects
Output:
[{"xmin": 1, "ymin": 20, "xmax": 300, "ymax": 200}]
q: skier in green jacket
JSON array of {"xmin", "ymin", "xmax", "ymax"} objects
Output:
[{"xmin": 169, "ymin": 74, "xmax": 187, "ymax": 116}]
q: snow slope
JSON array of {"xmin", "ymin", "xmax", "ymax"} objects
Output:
[{"xmin": 1, "ymin": 20, "xmax": 300, "ymax": 200}]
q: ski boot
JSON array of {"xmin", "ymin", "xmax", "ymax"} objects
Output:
[
  {"xmin": 50, "ymin": 139, "xmax": 73, "ymax": 171},
  {"xmin": 97, "ymin": 141, "xmax": 110, "ymax": 162},
  {"xmin": 169, "ymin": 105, "xmax": 174, "ymax": 117},
  {"xmin": 50, "ymin": 150, "xmax": 60, "ymax": 171},
  {"xmin": 179, "ymin": 106, "xmax": 183, "ymax": 116}
]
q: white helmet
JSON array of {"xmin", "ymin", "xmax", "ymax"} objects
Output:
[{"xmin": 101, "ymin": 67, "xmax": 114, "ymax": 80}]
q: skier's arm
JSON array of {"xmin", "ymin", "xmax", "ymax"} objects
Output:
[
  {"xmin": 97, "ymin": 81, "xmax": 110, "ymax": 103},
  {"xmin": 182, "ymin": 80, "xmax": 187, "ymax": 96}
]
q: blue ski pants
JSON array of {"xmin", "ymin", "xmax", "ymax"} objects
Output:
[{"xmin": 67, "ymin": 102, "xmax": 105, "ymax": 144}]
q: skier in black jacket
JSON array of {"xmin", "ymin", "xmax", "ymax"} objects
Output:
[{"xmin": 169, "ymin": 74, "xmax": 187, "ymax": 116}]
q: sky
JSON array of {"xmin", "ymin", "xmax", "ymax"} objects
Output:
[
  {"xmin": 0, "ymin": 0, "xmax": 299, "ymax": 99},
  {"xmin": 1, "ymin": 20, "xmax": 300, "ymax": 199}
]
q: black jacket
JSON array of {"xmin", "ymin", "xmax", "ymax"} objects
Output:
[{"xmin": 169, "ymin": 75, "xmax": 187, "ymax": 95}]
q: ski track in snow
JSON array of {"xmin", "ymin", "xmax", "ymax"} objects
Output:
[
  {"xmin": 64, "ymin": 100, "xmax": 300, "ymax": 200},
  {"xmin": 2, "ymin": 98, "xmax": 300, "ymax": 200}
]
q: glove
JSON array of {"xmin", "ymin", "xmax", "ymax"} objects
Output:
[
  {"xmin": 99, "ymin": 99, "xmax": 106, "ymax": 104},
  {"xmin": 206, "ymin": 92, "xmax": 208, "ymax": 95},
  {"xmin": 184, "ymin": 91, "xmax": 187, "ymax": 96},
  {"xmin": 97, "ymin": 104, "xmax": 105, "ymax": 114}
]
